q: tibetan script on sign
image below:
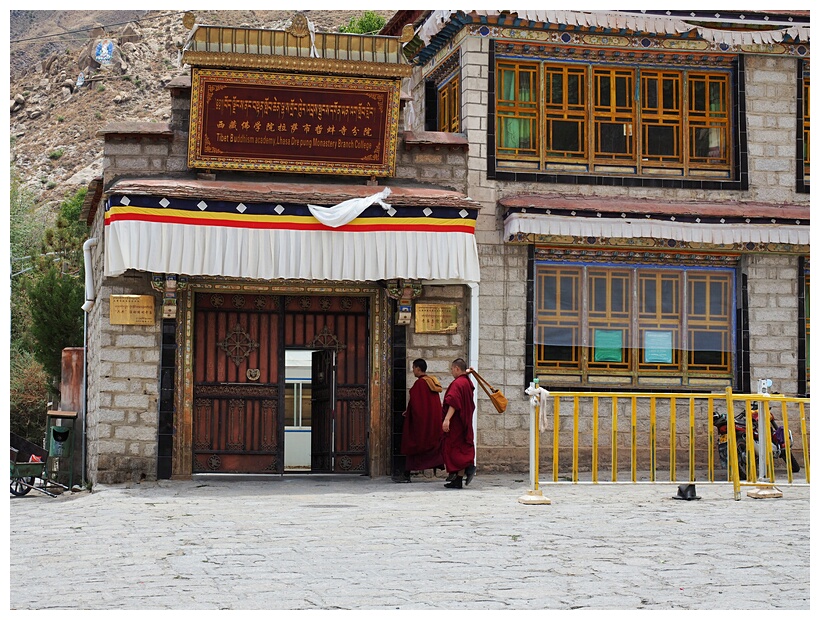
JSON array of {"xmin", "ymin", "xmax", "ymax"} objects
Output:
[
  {"xmin": 414, "ymin": 304, "xmax": 458, "ymax": 334},
  {"xmin": 110, "ymin": 295, "xmax": 155, "ymax": 325},
  {"xmin": 188, "ymin": 68, "xmax": 401, "ymax": 176}
]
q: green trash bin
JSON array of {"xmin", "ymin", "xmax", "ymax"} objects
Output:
[
  {"xmin": 49, "ymin": 427, "xmax": 72, "ymax": 458},
  {"xmin": 46, "ymin": 411, "xmax": 77, "ymax": 490}
]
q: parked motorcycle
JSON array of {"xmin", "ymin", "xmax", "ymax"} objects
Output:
[{"xmin": 713, "ymin": 402, "xmax": 800, "ymax": 480}]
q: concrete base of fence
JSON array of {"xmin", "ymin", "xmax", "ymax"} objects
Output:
[
  {"xmin": 747, "ymin": 486, "xmax": 784, "ymax": 499},
  {"xmin": 518, "ymin": 489, "xmax": 552, "ymax": 505}
]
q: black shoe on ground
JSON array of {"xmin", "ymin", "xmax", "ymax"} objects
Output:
[
  {"xmin": 393, "ymin": 472, "xmax": 411, "ymax": 483},
  {"xmin": 445, "ymin": 472, "xmax": 456, "ymax": 482},
  {"xmin": 444, "ymin": 476, "xmax": 463, "ymax": 489},
  {"xmin": 465, "ymin": 464, "xmax": 476, "ymax": 486}
]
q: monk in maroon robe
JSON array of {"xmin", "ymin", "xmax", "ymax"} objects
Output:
[
  {"xmin": 397, "ymin": 359, "xmax": 444, "ymax": 482},
  {"xmin": 441, "ymin": 358, "xmax": 476, "ymax": 489}
]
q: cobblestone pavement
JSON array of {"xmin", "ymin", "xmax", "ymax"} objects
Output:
[{"xmin": 8, "ymin": 473, "xmax": 810, "ymax": 610}]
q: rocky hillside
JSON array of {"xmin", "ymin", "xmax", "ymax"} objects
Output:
[{"xmin": 9, "ymin": 10, "xmax": 395, "ymax": 213}]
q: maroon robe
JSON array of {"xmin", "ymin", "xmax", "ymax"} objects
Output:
[
  {"xmin": 441, "ymin": 373, "xmax": 476, "ymax": 473},
  {"xmin": 401, "ymin": 375, "xmax": 444, "ymax": 471}
]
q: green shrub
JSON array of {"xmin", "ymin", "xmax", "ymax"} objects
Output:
[
  {"xmin": 48, "ymin": 149, "xmax": 64, "ymax": 160},
  {"xmin": 339, "ymin": 11, "xmax": 386, "ymax": 34},
  {"xmin": 10, "ymin": 346, "xmax": 50, "ymax": 444}
]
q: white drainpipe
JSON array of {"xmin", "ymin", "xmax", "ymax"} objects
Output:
[
  {"xmin": 80, "ymin": 237, "xmax": 97, "ymax": 488},
  {"xmin": 81, "ymin": 238, "xmax": 98, "ymax": 313}
]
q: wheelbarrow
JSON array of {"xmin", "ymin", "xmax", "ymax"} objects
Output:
[{"xmin": 10, "ymin": 432, "xmax": 68, "ymax": 497}]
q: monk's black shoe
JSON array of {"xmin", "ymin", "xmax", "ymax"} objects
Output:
[
  {"xmin": 445, "ymin": 472, "xmax": 456, "ymax": 482},
  {"xmin": 444, "ymin": 476, "xmax": 463, "ymax": 489},
  {"xmin": 465, "ymin": 465, "xmax": 476, "ymax": 486}
]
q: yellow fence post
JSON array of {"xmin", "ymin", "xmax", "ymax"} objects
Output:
[
  {"xmin": 649, "ymin": 397, "xmax": 657, "ymax": 482},
  {"xmin": 765, "ymin": 400, "xmax": 776, "ymax": 482},
  {"xmin": 745, "ymin": 401, "xmax": 757, "ymax": 482},
  {"xmin": 611, "ymin": 396, "xmax": 618, "ymax": 482},
  {"xmin": 572, "ymin": 396, "xmax": 580, "ymax": 483},
  {"xmin": 631, "ymin": 396, "xmax": 637, "ymax": 483},
  {"xmin": 707, "ymin": 398, "xmax": 715, "ymax": 483},
  {"xmin": 781, "ymin": 400, "xmax": 793, "ymax": 484},
  {"xmin": 592, "ymin": 395, "xmax": 599, "ymax": 483},
  {"xmin": 799, "ymin": 401, "xmax": 810, "ymax": 483},
  {"xmin": 552, "ymin": 395, "xmax": 560, "ymax": 483},
  {"xmin": 689, "ymin": 397, "xmax": 696, "ymax": 482},
  {"xmin": 725, "ymin": 387, "xmax": 742, "ymax": 500},
  {"xmin": 669, "ymin": 396, "xmax": 677, "ymax": 482}
]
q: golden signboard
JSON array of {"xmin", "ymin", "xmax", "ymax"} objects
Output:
[
  {"xmin": 188, "ymin": 68, "xmax": 401, "ymax": 176},
  {"xmin": 110, "ymin": 295, "xmax": 155, "ymax": 325},
  {"xmin": 414, "ymin": 304, "xmax": 458, "ymax": 334}
]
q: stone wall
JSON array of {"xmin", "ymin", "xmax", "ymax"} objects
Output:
[
  {"xmin": 394, "ymin": 138, "xmax": 468, "ymax": 194},
  {"xmin": 744, "ymin": 254, "xmax": 800, "ymax": 394},
  {"xmin": 87, "ymin": 134, "xmax": 164, "ymax": 485},
  {"xmin": 405, "ymin": 284, "xmax": 470, "ymax": 383},
  {"xmin": 744, "ymin": 55, "xmax": 801, "ymax": 203},
  {"xmin": 88, "ymin": 273, "xmax": 161, "ymax": 485},
  {"xmin": 101, "ymin": 131, "xmax": 173, "ymax": 186}
]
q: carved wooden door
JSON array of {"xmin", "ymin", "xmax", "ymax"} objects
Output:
[
  {"xmin": 310, "ymin": 349, "xmax": 335, "ymax": 473},
  {"xmin": 282, "ymin": 295, "xmax": 370, "ymax": 474},
  {"xmin": 193, "ymin": 293, "xmax": 282, "ymax": 474}
]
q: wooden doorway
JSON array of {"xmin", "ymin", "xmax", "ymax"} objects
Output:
[{"xmin": 192, "ymin": 293, "xmax": 370, "ymax": 474}]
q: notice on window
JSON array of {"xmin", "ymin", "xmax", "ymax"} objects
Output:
[
  {"xmin": 109, "ymin": 295, "xmax": 155, "ymax": 325},
  {"xmin": 593, "ymin": 329, "xmax": 623, "ymax": 363},
  {"xmin": 644, "ymin": 330, "xmax": 674, "ymax": 364}
]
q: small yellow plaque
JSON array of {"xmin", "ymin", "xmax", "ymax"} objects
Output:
[
  {"xmin": 110, "ymin": 295, "xmax": 155, "ymax": 325},
  {"xmin": 414, "ymin": 304, "xmax": 458, "ymax": 334}
]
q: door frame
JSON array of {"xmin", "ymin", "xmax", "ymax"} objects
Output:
[{"xmin": 172, "ymin": 278, "xmax": 391, "ymax": 478}]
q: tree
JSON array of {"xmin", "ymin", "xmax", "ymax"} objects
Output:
[
  {"xmin": 26, "ymin": 265, "xmax": 85, "ymax": 381},
  {"xmin": 21, "ymin": 188, "xmax": 89, "ymax": 381},
  {"xmin": 339, "ymin": 11, "xmax": 386, "ymax": 34},
  {"xmin": 9, "ymin": 165, "xmax": 47, "ymax": 260},
  {"xmin": 35, "ymin": 187, "xmax": 87, "ymax": 276},
  {"xmin": 9, "ymin": 166, "xmax": 47, "ymax": 350}
]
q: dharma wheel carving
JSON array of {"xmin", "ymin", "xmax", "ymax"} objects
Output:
[{"xmin": 218, "ymin": 323, "xmax": 259, "ymax": 365}]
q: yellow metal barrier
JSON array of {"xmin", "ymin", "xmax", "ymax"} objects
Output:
[{"xmin": 539, "ymin": 388, "xmax": 810, "ymax": 499}]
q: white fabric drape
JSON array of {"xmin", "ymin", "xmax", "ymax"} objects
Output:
[
  {"xmin": 504, "ymin": 213, "xmax": 810, "ymax": 246},
  {"xmin": 307, "ymin": 188, "xmax": 392, "ymax": 228},
  {"xmin": 105, "ymin": 220, "xmax": 480, "ymax": 282}
]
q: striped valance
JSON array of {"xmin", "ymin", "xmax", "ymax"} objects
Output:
[{"xmin": 104, "ymin": 192, "xmax": 480, "ymax": 283}]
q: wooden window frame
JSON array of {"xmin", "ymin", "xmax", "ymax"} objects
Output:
[
  {"xmin": 535, "ymin": 266, "xmax": 582, "ymax": 370},
  {"xmin": 686, "ymin": 72, "xmax": 732, "ymax": 171},
  {"xmin": 496, "ymin": 60, "xmax": 540, "ymax": 161},
  {"xmin": 592, "ymin": 67, "xmax": 636, "ymax": 165},
  {"xmin": 640, "ymin": 70, "xmax": 683, "ymax": 166},
  {"xmin": 437, "ymin": 75, "xmax": 461, "ymax": 132},
  {"xmin": 544, "ymin": 64, "xmax": 588, "ymax": 162},
  {"xmin": 494, "ymin": 58, "xmax": 735, "ymax": 179},
  {"xmin": 534, "ymin": 261, "xmax": 736, "ymax": 387}
]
